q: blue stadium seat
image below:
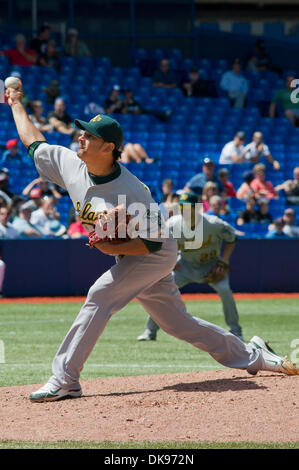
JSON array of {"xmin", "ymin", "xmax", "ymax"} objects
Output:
[
  {"xmin": 94, "ymin": 57, "xmax": 111, "ymax": 68},
  {"xmin": 199, "ymin": 143, "xmax": 217, "ymax": 152},
  {"xmin": 181, "ymin": 58, "xmax": 196, "ymax": 72},
  {"xmin": 146, "ymin": 141, "xmax": 165, "ymax": 151},
  {"xmin": 232, "ymin": 22, "xmax": 251, "ymax": 35},
  {"xmin": 264, "ymin": 23, "xmax": 285, "ymax": 38},
  {"xmin": 229, "ymin": 199, "xmax": 246, "ymax": 211}
]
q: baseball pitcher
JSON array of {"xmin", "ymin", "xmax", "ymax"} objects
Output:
[
  {"xmin": 6, "ymin": 82, "xmax": 299, "ymax": 402},
  {"xmin": 138, "ymin": 192, "xmax": 243, "ymax": 342}
]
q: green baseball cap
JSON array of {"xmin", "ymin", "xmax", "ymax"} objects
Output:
[
  {"xmin": 179, "ymin": 192, "xmax": 199, "ymax": 205},
  {"xmin": 74, "ymin": 114, "xmax": 124, "ymax": 149}
]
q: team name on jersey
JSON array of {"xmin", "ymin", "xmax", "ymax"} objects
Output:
[{"xmin": 76, "ymin": 201, "xmax": 99, "ymax": 223}]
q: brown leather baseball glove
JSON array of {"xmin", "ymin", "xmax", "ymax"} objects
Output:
[
  {"xmin": 87, "ymin": 204, "xmax": 131, "ymax": 248},
  {"xmin": 204, "ymin": 259, "xmax": 230, "ymax": 284}
]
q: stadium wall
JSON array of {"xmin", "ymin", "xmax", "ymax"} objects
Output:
[{"xmin": 0, "ymin": 238, "xmax": 298, "ymax": 296}]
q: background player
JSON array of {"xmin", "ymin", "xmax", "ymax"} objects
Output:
[
  {"xmin": 6, "ymin": 83, "xmax": 299, "ymax": 402},
  {"xmin": 138, "ymin": 192, "xmax": 243, "ymax": 342}
]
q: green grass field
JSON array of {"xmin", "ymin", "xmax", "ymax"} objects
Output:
[{"xmin": 0, "ymin": 297, "xmax": 298, "ymax": 449}]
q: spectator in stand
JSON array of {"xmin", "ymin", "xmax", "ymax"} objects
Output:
[
  {"xmin": 26, "ymin": 188, "xmax": 43, "ymax": 212},
  {"xmin": 205, "ymin": 195, "xmax": 229, "ymax": 219},
  {"xmin": 246, "ymin": 39, "xmax": 282, "ymax": 76},
  {"xmin": 152, "ymin": 59, "xmax": 177, "ymax": 89},
  {"xmin": 30, "ymin": 24, "xmax": 51, "ymax": 57},
  {"xmin": 282, "ymin": 208, "xmax": 299, "ymax": 237},
  {"xmin": 43, "ymin": 80, "xmax": 60, "ymax": 104},
  {"xmin": 84, "ymin": 101, "xmax": 105, "ymax": 117},
  {"xmin": 120, "ymin": 143, "xmax": 154, "ymax": 164},
  {"xmin": 0, "ymin": 169, "xmax": 18, "ymax": 203},
  {"xmin": 236, "ymin": 170, "xmax": 255, "ymax": 200},
  {"xmin": 161, "ymin": 178, "xmax": 176, "ymax": 203},
  {"xmin": 0, "ymin": 206, "xmax": 19, "ymax": 239},
  {"xmin": 48, "ymin": 98, "xmax": 78, "ymax": 139},
  {"xmin": 184, "ymin": 157, "xmax": 219, "ymax": 196},
  {"xmin": 70, "ymin": 130, "xmax": 81, "ymax": 153},
  {"xmin": 269, "ymin": 75, "xmax": 299, "ymax": 127},
  {"xmin": 104, "ymin": 86, "xmax": 124, "ymax": 114},
  {"xmin": 10, "ymin": 195, "xmax": 29, "ymax": 220},
  {"xmin": 250, "ymin": 163, "xmax": 279, "ymax": 200},
  {"xmin": 220, "ymin": 61, "xmax": 248, "ymax": 108},
  {"xmin": 159, "ymin": 193, "xmax": 180, "ymax": 221},
  {"xmin": 65, "ymin": 28, "xmax": 91, "ymax": 57},
  {"xmin": 48, "ymin": 220, "xmax": 67, "ymax": 238},
  {"xmin": 242, "ymin": 131, "xmax": 280, "ymax": 170},
  {"xmin": 246, "ymin": 39, "xmax": 272, "ymax": 73},
  {"xmin": 205, "ymin": 196, "xmax": 245, "ymax": 233},
  {"xmin": 29, "ymin": 101, "xmax": 53, "ymax": 133},
  {"xmin": 181, "ymin": 67, "xmax": 216, "ymax": 98},
  {"xmin": 266, "ymin": 218, "xmax": 290, "ymax": 239},
  {"xmin": 236, "ymin": 196, "xmax": 258, "ymax": 225},
  {"xmin": 30, "ymin": 196, "xmax": 60, "ymax": 236},
  {"xmin": 68, "ymin": 213, "xmax": 88, "ymax": 239},
  {"xmin": 219, "ymin": 131, "xmax": 246, "ymax": 165},
  {"xmin": 0, "ymin": 139, "xmax": 22, "ymax": 166},
  {"xmin": 255, "ymin": 199, "xmax": 273, "ymax": 224},
  {"xmin": 12, "ymin": 201, "xmax": 42, "ymax": 238},
  {"xmin": 23, "ymin": 176, "xmax": 62, "ymax": 201},
  {"xmin": 121, "ymin": 89, "xmax": 142, "ymax": 115},
  {"xmin": 0, "ymin": 34, "xmax": 37, "ymax": 66},
  {"xmin": 217, "ymin": 168, "xmax": 236, "ymax": 198},
  {"xmin": 121, "ymin": 89, "xmax": 172, "ymax": 121},
  {"xmin": 202, "ymin": 182, "xmax": 220, "ymax": 212},
  {"xmin": 38, "ymin": 40, "xmax": 60, "ymax": 72},
  {"xmin": 275, "ymin": 167, "xmax": 299, "ymax": 205}
]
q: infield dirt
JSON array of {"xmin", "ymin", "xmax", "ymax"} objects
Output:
[{"xmin": 0, "ymin": 370, "xmax": 298, "ymax": 443}]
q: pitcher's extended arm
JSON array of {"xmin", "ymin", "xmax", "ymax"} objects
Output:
[{"xmin": 6, "ymin": 86, "xmax": 46, "ymax": 148}]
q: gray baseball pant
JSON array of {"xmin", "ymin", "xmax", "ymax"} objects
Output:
[
  {"xmin": 145, "ymin": 258, "xmax": 242, "ymax": 338},
  {"xmin": 48, "ymin": 239, "xmax": 261, "ymax": 390}
]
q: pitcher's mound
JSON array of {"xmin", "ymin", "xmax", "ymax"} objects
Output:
[{"xmin": 1, "ymin": 370, "xmax": 298, "ymax": 443}]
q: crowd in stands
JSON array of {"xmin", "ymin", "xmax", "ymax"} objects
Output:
[{"xmin": 0, "ymin": 25, "xmax": 298, "ymax": 257}]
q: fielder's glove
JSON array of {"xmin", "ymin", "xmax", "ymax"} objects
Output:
[
  {"xmin": 87, "ymin": 204, "xmax": 131, "ymax": 248},
  {"xmin": 204, "ymin": 259, "xmax": 230, "ymax": 284}
]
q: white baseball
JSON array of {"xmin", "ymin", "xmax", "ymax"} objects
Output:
[{"xmin": 4, "ymin": 77, "xmax": 22, "ymax": 90}]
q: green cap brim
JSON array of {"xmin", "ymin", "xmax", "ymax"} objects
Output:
[{"xmin": 74, "ymin": 119, "xmax": 103, "ymax": 139}]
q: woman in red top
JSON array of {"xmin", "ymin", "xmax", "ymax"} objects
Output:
[
  {"xmin": 250, "ymin": 163, "xmax": 278, "ymax": 200},
  {"xmin": 68, "ymin": 214, "xmax": 88, "ymax": 239},
  {"xmin": 1, "ymin": 34, "xmax": 37, "ymax": 66},
  {"xmin": 218, "ymin": 168, "xmax": 236, "ymax": 197}
]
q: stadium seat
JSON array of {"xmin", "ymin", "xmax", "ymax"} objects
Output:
[
  {"xmin": 264, "ymin": 23, "xmax": 285, "ymax": 38},
  {"xmin": 232, "ymin": 22, "xmax": 251, "ymax": 35}
]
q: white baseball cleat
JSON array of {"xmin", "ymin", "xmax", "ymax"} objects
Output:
[
  {"xmin": 248, "ymin": 335, "xmax": 299, "ymax": 376},
  {"xmin": 250, "ymin": 335, "xmax": 277, "ymax": 354},
  {"xmin": 137, "ymin": 330, "xmax": 156, "ymax": 341},
  {"xmin": 29, "ymin": 382, "xmax": 82, "ymax": 402}
]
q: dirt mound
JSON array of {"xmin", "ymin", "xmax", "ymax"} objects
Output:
[{"xmin": 0, "ymin": 370, "xmax": 298, "ymax": 443}]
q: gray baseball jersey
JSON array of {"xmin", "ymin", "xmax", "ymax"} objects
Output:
[
  {"xmin": 143, "ymin": 212, "xmax": 242, "ymax": 339},
  {"xmin": 166, "ymin": 213, "xmax": 237, "ymax": 268},
  {"xmin": 29, "ymin": 141, "xmax": 262, "ymax": 391},
  {"xmin": 34, "ymin": 143, "xmax": 163, "ymax": 242}
]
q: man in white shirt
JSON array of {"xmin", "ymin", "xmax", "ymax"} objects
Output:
[
  {"xmin": 0, "ymin": 206, "xmax": 19, "ymax": 239},
  {"xmin": 242, "ymin": 132, "xmax": 280, "ymax": 170},
  {"xmin": 219, "ymin": 131, "xmax": 246, "ymax": 164},
  {"xmin": 30, "ymin": 196, "xmax": 57, "ymax": 235},
  {"xmin": 12, "ymin": 201, "xmax": 42, "ymax": 238},
  {"xmin": 220, "ymin": 62, "xmax": 249, "ymax": 108},
  {"xmin": 282, "ymin": 208, "xmax": 299, "ymax": 237}
]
